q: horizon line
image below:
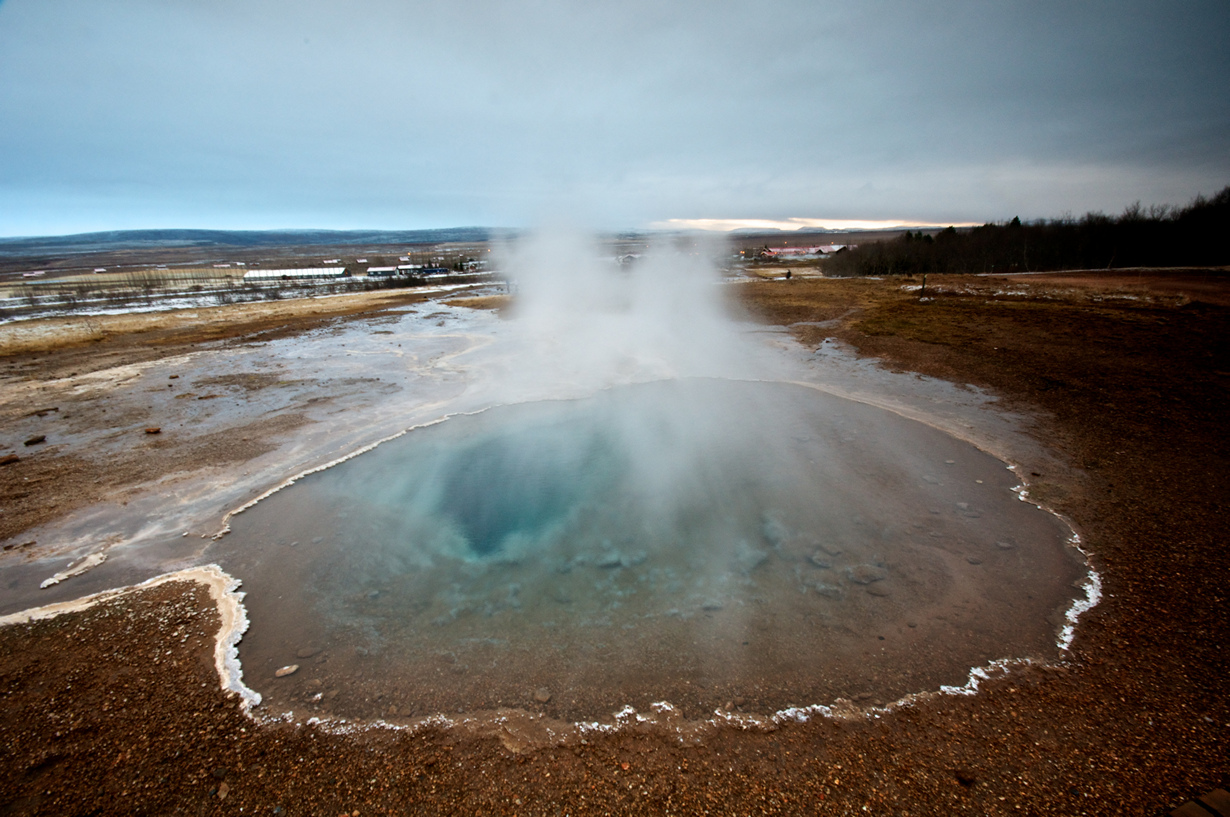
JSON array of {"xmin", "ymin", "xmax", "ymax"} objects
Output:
[{"xmin": 649, "ymin": 217, "xmax": 985, "ymax": 233}]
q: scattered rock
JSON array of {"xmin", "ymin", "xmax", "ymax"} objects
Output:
[
  {"xmin": 966, "ymin": 556, "xmax": 983, "ymax": 565},
  {"xmin": 620, "ymin": 550, "xmax": 648, "ymax": 568},
  {"xmin": 534, "ymin": 688, "xmax": 552, "ymax": 703},
  {"xmin": 0, "ymin": 454, "xmax": 20, "ymax": 466},
  {"xmin": 595, "ymin": 551, "xmax": 624, "ymax": 569},
  {"xmin": 733, "ymin": 541, "xmax": 768, "ymax": 573},
  {"xmin": 296, "ymin": 647, "xmax": 322, "ymax": 659},
  {"xmin": 813, "ymin": 583, "xmax": 843, "ymax": 598},
  {"xmin": 808, "ymin": 551, "xmax": 832, "ymax": 568},
  {"xmin": 814, "ymin": 541, "xmax": 844, "ymax": 557},
  {"xmin": 995, "ymin": 540, "xmax": 1016, "ymax": 550},
  {"xmin": 217, "ymin": 781, "xmax": 230, "ymax": 800},
  {"xmin": 866, "ymin": 585, "xmax": 892, "ymax": 597},
  {"xmin": 23, "ymin": 435, "xmax": 46, "ymax": 446},
  {"xmin": 211, "ymin": 767, "xmax": 228, "ymax": 779},
  {"xmin": 701, "ymin": 599, "xmax": 724, "ymax": 611},
  {"xmin": 274, "ymin": 664, "xmax": 299, "ymax": 678},
  {"xmin": 144, "ymin": 427, "xmax": 161, "ymax": 434},
  {"xmin": 168, "ymin": 374, "xmax": 179, "ymax": 379},
  {"xmin": 846, "ymin": 564, "xmax": 888, "ymax": 584},
  {"xmin": 761, "ymin": 514, "xmax": 789, "ymax": 547}
]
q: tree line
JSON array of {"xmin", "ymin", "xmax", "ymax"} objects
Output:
[{"xmin": 823, "ymin": 186, "xmax": 1230, "ymax": 277}]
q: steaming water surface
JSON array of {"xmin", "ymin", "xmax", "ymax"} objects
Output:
[{"xmin": 214, "ymin": 378, "xmax": 1083, "ymax": 723}]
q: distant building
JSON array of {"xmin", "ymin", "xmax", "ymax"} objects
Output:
[
  {"xmin": 243, "ymin": 267, "xmax": 347, "ymax": 281},
  {"xmin": 367, "ymin": 266, "xmax": 399, "ymax": 276},
  {"xmin": 761, "ymin": 244, "xmax": 853, "ymax": 258}
]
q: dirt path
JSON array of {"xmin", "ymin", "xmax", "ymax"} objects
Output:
[{"xmin": 1, "ymin": 273, "xmax": 1228, "ymax": 815}]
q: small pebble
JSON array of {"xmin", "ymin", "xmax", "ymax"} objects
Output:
[
  {"xmin": 534, "ymin": 687, "xmax": 552, "ymax": 703},
  {"xmin": 847, "ymin": 564, "xmax": 887, "ymax": 584},
  {"xmin": 814, "ymin": 583, "xmax": 842, "ymax": 598},
  {"xmin": 275, "ymin": 664, "xmax": 299, "ymax": 678}
]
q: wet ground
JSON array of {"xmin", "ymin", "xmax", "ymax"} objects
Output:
[{"xmin": 1, "ymin": 271, "xmax": 1227, "ymax": 815}]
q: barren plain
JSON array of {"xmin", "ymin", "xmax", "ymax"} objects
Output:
[{"xmin": 1, "ymin": 268, "xmax": 1227, "ymax": 815}]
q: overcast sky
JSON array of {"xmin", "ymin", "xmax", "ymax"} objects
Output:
[{"xmin": 1, "ymin": 0, "xmax": 1227, "ymax": 236}]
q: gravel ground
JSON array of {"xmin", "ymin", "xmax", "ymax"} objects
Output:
[{"xmin": 1, "ymin": 271, "xmax": 1228, "ymax": 815}]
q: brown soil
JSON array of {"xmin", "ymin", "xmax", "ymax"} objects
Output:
[{"xmin": 2, "ymin": 271, "xmax": 1228, "ymax": 815}]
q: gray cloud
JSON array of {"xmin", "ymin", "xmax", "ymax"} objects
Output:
[{"xmin": 0, "ymin": 0, "xmax": 1227, "ymax": 235}]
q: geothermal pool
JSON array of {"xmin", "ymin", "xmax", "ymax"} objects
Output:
[{"xmin": 212, "ymin": 377, "xmax": 1084, "ymax": 723}]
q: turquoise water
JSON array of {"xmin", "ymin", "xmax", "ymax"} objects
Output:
[{"xmin": 218, "ymin": 379, "xmax": 1083, "ymax": 722}]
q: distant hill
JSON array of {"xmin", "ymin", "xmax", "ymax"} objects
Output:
[{"xmin": 0, "ymin": 227, "xmax": 503, "ymax": 258}]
